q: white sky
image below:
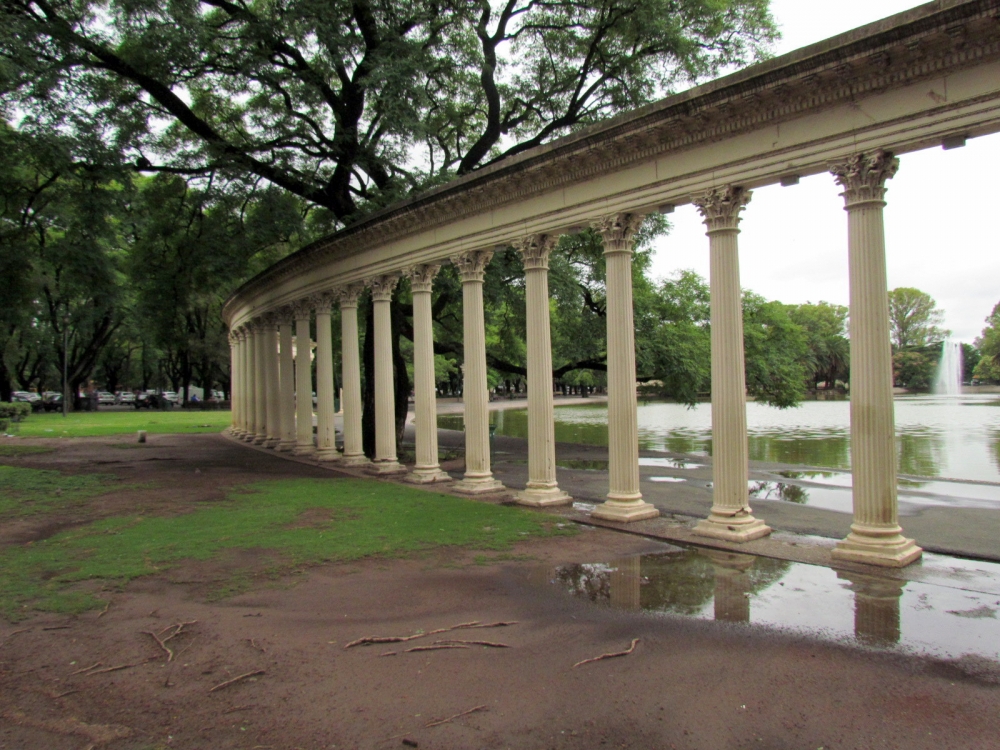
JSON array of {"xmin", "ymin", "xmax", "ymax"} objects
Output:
[{"xmin": 648, "ymin": 0, "xmax": 999, "ymax": 343}]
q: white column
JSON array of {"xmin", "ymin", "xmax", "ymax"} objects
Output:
[
  {"xmin": 451, "ymin": 250, "xmax": 504, "ymax": 494},
  {"xmin": 292, "ymin": 301, "xmax": 316, "ymax": 456},
  {"xmin": 692, "ymin": 186, "xmax": 770, "ymax": 543},
  {"xmin": 263, "ymin": 315, "xmax": 281, "ymax": 448},
  {"xmin": 244, "ymin": 325, "xmax": 257, "ymax": 441},
  {"xmin": 313, "ymin": 292, "xmax": 340, "ymax": 461},
  {"xmin": 591, "ymin": 215, "xmax": 658, "ymax": 521},
  {"xmin": 241, "ymin": 327, "xmax": 252, "ymax": 439},
  {"xmin": 252, "ymin": 320, "xmax": 268, "ymax": 444},
  {"xmin": 277, "ymin": 309, "xmax": 296, "ymax": 451},
  {"xmin": 404, "ymin": 265, "xmax": 451, "ymax": 483},
  {"xmin": 368, "ymin": 275, "xmax": 406, "ymax": 474},
  {"xmin": 338, "ymin": 283, "xmax": 369, "ymax": 465},
  {"xmin": 228, "ymin": 332, "xmax": 240, "ymax": 435},
  {"xmin": 515, "ymin": 235, "xmax": 570, "ymax": 506},
  {"xmin": 830, "ymin": 151, "xmax": 921, "ymax": 567}
]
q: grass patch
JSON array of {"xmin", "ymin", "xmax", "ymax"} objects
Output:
[
  {"xmin": 0, "ymin": 465, "xmax": 122, "ymax": 518},
  {"xmin": 0, "ymin": 477, "xmax": 574, "ymax": 620},
  {"xmin": 14, "ymin": 410, "xmax": 232, "ymax": 438},
  {"xmin": 0, "ymin": 444, "xmax": 54, "ymax": 457}
]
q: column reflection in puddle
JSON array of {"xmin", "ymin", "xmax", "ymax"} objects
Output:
[
  {"xmin": 837, "ymin": 571, "xmax": 905, "ymax": 647},
  {"xmin": 609, "ymin": 556, "xmax": 642, "ymax": 611},
  {"xmin": 704, "ymin": 550, "xmax": 755, "ymax": 624}
]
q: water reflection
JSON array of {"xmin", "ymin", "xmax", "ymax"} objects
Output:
[
  {"xmin": 837, "ymin": 571, "xmax": 905, "ymax": 647},
  {"xmin": 445, "ymin": 394, "xmax": 1000, "ymax": 483},
  {"xmin": 544, "ymin": 546, "xmax": 1000, "ymax": 660}
]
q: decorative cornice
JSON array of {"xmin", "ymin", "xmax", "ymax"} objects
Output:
[
  {"xmin": 513, "ymin": 234, "xmax": 559, "ymax": 271},
  {"xmin": 451, "ymin": 250, "xmax": 494, "ymax": 282},
  {"xmin": 403, "ymin": 264, "xmax": 441, "ymax": 294},
  {"xmin": 335, "ymin": 282, "xmax": 366, "ymax": 309},
  {"xmin": 692, "ymin": 186, "xmax": 753, "ymax": 233},
  {"xmin": 224, "ymin": 1, "xmax": 1000, "ymax": 323},
  {"xmin": 592, "ymin": 213, "xmax": 645, "ymax": 255},
  {"xmin": 368, "ymin": 274, "xmax": 399, "ymax": 302},
  {"xmin": 829, "ymin": 150, "xmax": 900, "ymax": 206}
]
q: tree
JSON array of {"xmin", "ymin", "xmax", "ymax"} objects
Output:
[
  {"xmin": 787, "ymin": 302, "xmax": 849, "ymax": 390},
  {"xmin": 3, "ymin": 0, "xmax": 776, "ymax": 223},
  {"xmin": 888, "ymin": 287, "xmax": 949, "ymax": 351},
  {"xmin": 973, "ymin": 301, "xmax": 1000, "ymax": 383},
  {"xmin": 741, "ymin": 292, "xmax": 808, "ymax": 408}
]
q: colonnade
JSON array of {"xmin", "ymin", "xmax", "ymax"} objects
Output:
[{"xmin": 228, "ymin": 149, "xmax": 922, "ymax": 568}]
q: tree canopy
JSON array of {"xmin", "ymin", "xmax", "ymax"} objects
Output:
[{"xmin": 888, "ymin": 287, "xmax": 949, "ymax": 351}]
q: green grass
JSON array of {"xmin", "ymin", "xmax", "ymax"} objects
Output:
[
  {"xmin": 0, "ymin": 444, "xmax": 54, "ymax": 457},
  {"xmin": 0, "ymin": 465, "xmax": 122, "ymax": 517},
  {"xmin": 0, "ymin": 477, "xmax": 574, "ymax": 619},
  {"xmin": 14, "ymin": 410, "xmax": 232, "ymax": 438}
]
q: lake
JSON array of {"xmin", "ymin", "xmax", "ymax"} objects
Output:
[{"xmin": 439, "ymin": 393, "xmax": 1000, "ymax": 483}]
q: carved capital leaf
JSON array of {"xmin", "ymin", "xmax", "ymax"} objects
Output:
[
  {"xmin": 692, "ymin": 185, "xmax": 752, "ymax": 232},
  {"xmin": 368, "ymin": 274, "xmax": 399, "ymax": 302},
  {"xmin": 291, "ymin": 299, "xmax": 313, "ymax": 321},
  {"xmin": 450, "ymin": 249, "xmax": 494, "ymax": 281},
  {"xmin": 829, "ymin": 150, "xmax": 899, "ymax": 206},
  {"xmin": 402, "ymin": 264, "xmax": 441, "ymax": 294},
  {"xmin": 335, "ymin": 282, "xmax": 366, "ymax": 309},
  {"xmin": 513, "ymin": 234, "xmax": 559, "ymax": 271},
  {"xmin": 273, "ymin": 306, "xmax": 294, "ymax": 326},
  {"xmin": 309, "ymin": 290, "xmax": 337, "ymax": 315},
  {"xmin": 592, "ymin": 213, "xmax": 645, "ymax": 254}
]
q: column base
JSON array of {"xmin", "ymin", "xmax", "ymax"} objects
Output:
[
  {"xmin": 262, "ymin": 437, "xmax": 280, "ymax": 449},
  {"xmin": 292, "ymin": 444, "xmax": 316, "ymax": 457},
  {"xmin": 453, "ymin": 475, "xmax": 506, "ymax": 495},
  {"xmin": 340, "ymin": 453, "xmax": 371, "ymax": 467},
  {"xmin": 591, "ymin": 499, "xmax": 660, "ymax": 523},
  {"xmin": 517, "ymin": 485, "xmax": 572, "ymax": 507},
  {"xmin": 316, "ymin": 447, "xmax": 341, "ymax": 462},
  {"xmin": 275, "ymin": 440, "xmax": 296, "ymax": 452},
  {"xmin": 832, "ymin": 528, "xmax": 922, "ymax": 568},
  {"xmin": 368, "ymin": 460, "xmax": 407, "ymax": 475},
  {"xmin": 404, "ymin": 467, "xmax": 453, "ymax": 484},
  {"xmin": 693, "ymin": 507, "xmax": 771, "ymax": 543},
  {"xmin": 251, "ymin": 435, "xmax": 268, "ymax": 446}
]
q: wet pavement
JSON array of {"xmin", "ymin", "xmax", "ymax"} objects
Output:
[{"xmin": 539, "ymin": 541, "xmax": 1000, "ymax": 663}]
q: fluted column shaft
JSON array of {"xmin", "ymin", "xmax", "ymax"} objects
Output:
[
  {"xmin": 253, "ymin": 323, "xmax": 268, "ymax": 444},
  {"xmin": 692, "ymin": 187, "xmax": 769, "ymax": 542},
  {"xmin": 369, "ymin": 276, "xmax": 405, "ymax": 473},
  {"xmin": 314, "ymin": 295, "xmax": 339, "ymax": 461},
  {"xmin": 404, "ymin": 266, "xmax": 450, "ymax": 483},
  {"xmin": 277, "ymin": 313, "xmax": 296, "ymax": 451},
  {"xmin": 235, "ymin": 331, "xmax": 246, "ymax": 436},
  {"xmin": 831, "ymin": 151, "xmax": 921, "ymax": 567},
  {"xmin": 592, "ymin": 215, "xmax": 657, "ymax": 521},
  {"xmin": 263, "ymin": 319, "xmax": 281, "ymax": 447},
  {"xmin": 516, "ymin": 236, "xmax": 570, "ymax": 506},
  {"xmin": 451, "ymin": 251, "xmax": 504, "ymax": 493},
  {"xmin": 293, "ymin": 304, "xmax": 316, "ymax": 456},
  {"xmin": 241, "ymin": 331, "xmax": 252, "ymax": 437},
  {"xmin": 338, "ymin": 285, "xmax": 368, "ymax": 465},
  {"xmin": 229, "ymin": 334, "xmax": 240, "ymax": 435},
  {"xmin": 244, "ymin": 327, "xmax": 258, "ymax": 440}
]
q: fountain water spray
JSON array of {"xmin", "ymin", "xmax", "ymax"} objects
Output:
[{"xmin": 933, "ymin": 340, "xmax": 962, "ymax": 395}]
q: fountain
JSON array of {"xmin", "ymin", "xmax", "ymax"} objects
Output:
[{"xmin": 933, "ymin": 340, "xmax": 962, "ymax": 395}]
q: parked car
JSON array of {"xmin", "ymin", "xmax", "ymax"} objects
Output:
[
  {"xmin": 117, "ymin": 392, "xmax": 136, "ymax": 404},
  {"xmin": 97, "ymin": 391, "xmax": 116, "ymax": 405},
  {"xmin": 161, "ymin": 391, "xmax": 180, "ymax": 404},
  {"xmin": 135, "ymin": 393, "xmax": 174, "ymax": 410},
  {"xmin": 41, "ymin": 393, "xmax": 63, "ymax": 412},
  {"xmin": 11, "ymin": 391, "xmax": 40, "ymax": 403}
]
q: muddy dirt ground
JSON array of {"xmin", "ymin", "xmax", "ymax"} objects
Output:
[{"xmin": 2, "ymin": 433, "xmax": 999, "ymax": 749}]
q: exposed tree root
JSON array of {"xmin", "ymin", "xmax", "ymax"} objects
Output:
[
  {"xmin": 572, "ymin": 638, "xmax": 639, "ymax": 668},
  {"xmin": 425, "ymin": 704, "xmax": 488, "ymax": 728},
  {"xmin": 345, "ymin": 620, "xmax": 518, "ymax": 649},
  {"xmin": 209, "ymin": 669, "xmax": 265, "ymax": 693},
  {"xmin": 433, "ymin": 639, "xmax": 509, "ymax": 648}
]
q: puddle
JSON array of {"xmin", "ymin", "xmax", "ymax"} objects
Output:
[
  {"xmin": 639, "ymin": 458, "xmax": 704, "ymax": 470},
  {"xmin": 748, "ymin": 480, "xmax": 852, "ymax": 512},
  {"xmin": 755, "ymin": 476, "xmax": 1000, "ymax": 513},
  {"xmin": 572, "ymin": 501, "xmax": 597, "ymax": 513},
  {"xmin": 557, "ymin": 459, "xmax": 609, "ymax": 471},
  {"xmin": 648, "ymin": 476, "xmax": 686, "ymax": 483},
  {"xmin": 544, "ymin": 546, "xmax": 1000, "ymax": 661}
]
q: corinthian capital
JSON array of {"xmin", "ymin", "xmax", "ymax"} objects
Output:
[
  {"xmin": 450, "ymin": 249, "xmax": 494, "ymax": 282},
  {"xmin": 291, "ymin": 298, "xmax": 313, "ymax": 321},
  {"xmin": 274, "ymin": 305, "xmax": 294, "ymax": 327},
  {"xmin": 310, "ymin": 290, "xmax": 338, "ymax": 315},
  {"xmin": 829, "ymin": 150, "xmax": 899, "ymax": 206},
  {"xmin": 334, "ymin": 282, "xmax": 366, "ymax": 309},
  {"xmin": 513, "ymin": 234, "xmax": 559, "ymax": 271},
  {"xmin": 402, "ymin": 264, "xmax": 441, "ymax": 294},
  {"xmin": 368, "ymin": 274, "xmax": 399, "ymax": 302},
  {"xmin": 592, "ymin": 213, "xmax": 645, "ymax": 255},
  {"xmin": 692, "ymin": 186, "xmax": 752, "ymax": 233}
]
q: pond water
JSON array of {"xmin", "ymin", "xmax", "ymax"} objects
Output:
[
  {"xmin": 544, "ymin": 544, "xmax": 1000, "ymax": 662},
  {"xmin": 439, "ymin": 394, "xmax": 1000, "ymax": 483}
]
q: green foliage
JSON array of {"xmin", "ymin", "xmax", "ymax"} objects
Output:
[
  {"xmin": 742, "ymin": 293, "xmax": 808, "ymax": 408},
  {"xmin": 0, "ymin": 466, "xmax": 120, "ymax": 518},
  {"xmin": 0, "ymin": 477, "xmax": 573, "ymax": 619},
  {"xmin": 973, "ymin": 301, "xmax": 1000, "ymax": 383},
  {"xmin": 893, "ymin": 349, "xmax": 937, "ymax": 390},
  {"xmin": 14, "ymin": 410, "xmax": 232, "ymax": 438},
  {"xmin": 786, "ymin": 302, "xmax": 850, "ymax": 389},
  {"xmin": 888, "ymin": 287, "xmax": 949, "ymax": 351}
]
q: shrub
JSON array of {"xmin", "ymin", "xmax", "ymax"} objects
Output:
[{"xmin": 0, "ymin": 402, "xmax": 31, "ymax": 433}]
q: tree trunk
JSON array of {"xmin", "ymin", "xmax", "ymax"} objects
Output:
[{"xmin": 361, "ymin": 295, "xmax": 376, "ymax": 458}]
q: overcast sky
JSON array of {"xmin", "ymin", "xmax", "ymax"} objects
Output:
[{"xmin": 648, "ymin": 0, "xmax": 999, "ymax": 343}]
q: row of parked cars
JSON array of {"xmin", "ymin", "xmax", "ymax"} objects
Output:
[{"xmin": 11, "ymin": 390, "xmax": 190, "ymax": 410}]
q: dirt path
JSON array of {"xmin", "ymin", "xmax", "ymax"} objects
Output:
[{"xmin": 1, "ymin": 434, "xmax": 998, "ymax": 749}]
